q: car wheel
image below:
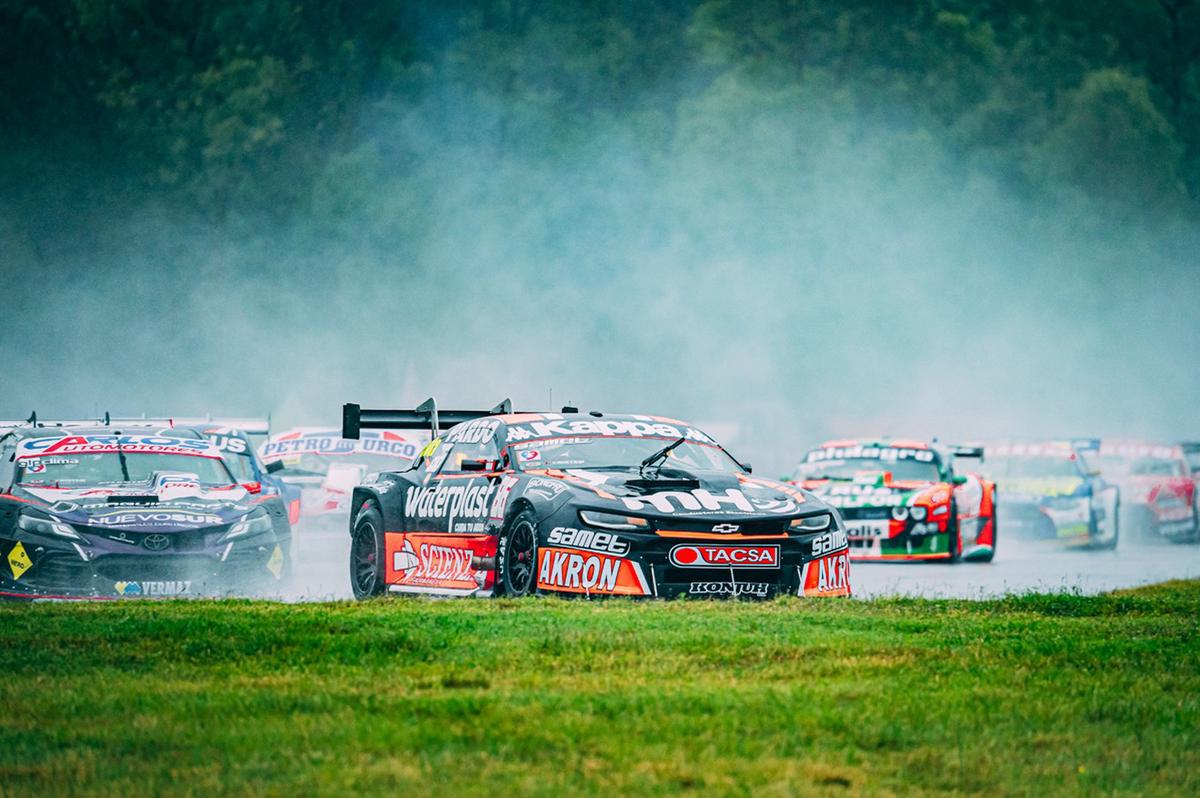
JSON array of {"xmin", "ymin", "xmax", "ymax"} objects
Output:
[
  {"xmin": 1097, "ymin": 500, "xmax": 1120, "ymax": 550},
  {"xmin": 1129, "ymin": 506, "xmax": 1157, "ymax": 542},
  {"xmin": 349, "ymin": 503, "xmax": 386, "ymax": 599},
  {"xmin": 976, "ymin": 506, "xmax": 997, "ymax": 563},
  {"xmin": 946, "ymin": 501, "xmax": 962, "ymax": 563},
  {"xmin": 496, "ymin": 508, "xmax": 538, "ymax": 597}
]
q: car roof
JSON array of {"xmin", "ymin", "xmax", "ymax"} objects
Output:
[
  {"xmin": 490, "ymin": 412, "xmax": 694, "ymax": 425},
  {"xmin": 814, "ymin": 438, "xmax": 934, "ymax": 450},
  {"xmin": 5, "ymin": 425, "xmax": 190, "ymax": 440}
]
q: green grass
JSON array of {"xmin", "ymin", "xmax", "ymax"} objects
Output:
[{"xmin": 1, "ymin": 583, "xmax": 1198, "ymax": 797}]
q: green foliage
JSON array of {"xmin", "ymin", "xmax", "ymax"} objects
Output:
[
  {"xmin": 1, "ymin": 0, "xmax": 1198, "ymax": 221},
  {"xmin": 0, "ymin": 582, "xmax": 1197, "ymax": 795},
  {"xmin": 1028, "ymin": 68, "xmax": 1186, "ymax": 208}
]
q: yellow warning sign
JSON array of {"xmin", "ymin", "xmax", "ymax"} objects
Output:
[
  {"xmin": 8, "ymin": 542, "xmax": 32, "ymax": 579},
  {"xmin": 266, "ymin": 545, "xmax": 284, "ymax": 579}
]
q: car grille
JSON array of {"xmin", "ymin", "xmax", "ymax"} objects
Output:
[
  {"xmin": 838, "ymin": 507, "xmax": 892, "ymax": 521},
  {"xmin": 663, "ymin": 565, "xmax": 783, "ymax": 584},
  {"xmin": 92, "ymin": 555, "xmax": 221, "ymax": 581},
  {"xmin": 73, "ymin": 525, "xmax": 229, "ymax": 552},
  {"xmin": 26, "ymin": 551, "xmax": 93, "ymax": 586},
  {"xmin": 654, "ymin": 519, "xmax": 789, "ymax": 535}
]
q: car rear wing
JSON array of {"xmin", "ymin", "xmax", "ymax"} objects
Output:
[
  {"xmin": 0, "ymin": 412, "xmax": 270, "ymax": 433},
  {"xmin": 342, "ymin": 398, "xmax": 515, "ymax": 439},
  {"xmin": 948, "ymin": 445, "xmax": 985, "ymax": 460},
  {"xmin": 0, "ymin": 412, "xmax": 122, "ymax": 429}
]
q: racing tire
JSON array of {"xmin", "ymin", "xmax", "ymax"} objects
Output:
[
  {"xmin": 976, "ymin": 507, "xmax": 997, "ymax": 563},
  {"xmin": 1096, "ymin": 500, "xmax": 1120, "ymax": 551},
  {"xmin": 495, "ymin": 508, "xmax": 538, "ymax": 597},
  {"xmin": 1128, "ymin": 506, "xmax": 1157, "ymax": 542},
  {"xmin": 946, "ymin": 501, "xmax": 962, "ymax": 563},
  {"xmin": 349, "ymin": 503, "xmax": 386, "ymax": 600}
]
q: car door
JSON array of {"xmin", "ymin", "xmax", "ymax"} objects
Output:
[{"xmin": 400, "ymin": 428, "xmax": 499, "ymax": 535}]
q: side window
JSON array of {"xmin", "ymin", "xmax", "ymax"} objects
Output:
[
  {"xmin": 437, "ymin": 439, "xmax": 500, "ymax": 475},
  {"xmin": 436, "ymin": 419, "xmax": 502, "ymax": 475},
  {"xmin": 418, "ymin": 438, "xmax": 451, "ymax": 474},
  {"xmin": 0, "ymin": 442, "xmax": 15, "ymax": 489}
]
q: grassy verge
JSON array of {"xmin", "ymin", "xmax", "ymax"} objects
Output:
[{"xmin": 1, "ymin": 582, "xmax": 1198, "ymax": 796}]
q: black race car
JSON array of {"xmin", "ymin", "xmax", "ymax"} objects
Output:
[
  {"xmin": 342, "ymin": 400, "xmax": 850, "ymax": 599},
  {"xmin": 0, "ymin": 420, "xmax": 290, "ymax": 599}
]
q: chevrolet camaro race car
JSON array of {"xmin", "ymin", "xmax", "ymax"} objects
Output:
[
  {"xmin": 981, "ymin": 442, "xmax": 1118, "ymax": 548},
  {"xmin": 1083, "ymin": 440, "xmax": 1198, "ymax": 542},
  {"xmin": 260, "ymin": 427, "xmax": 424, "ymax": 527},
  {"xmin": 341, "ymin": 400, "xmax": 851, "ymax": 600},
  {"xmin": 0, "ymin": 422, "xmax": 290, "ymax": 599},
  {"xmin": 790, "ymin": 439, "xmax": 996, "ymax": 562}
]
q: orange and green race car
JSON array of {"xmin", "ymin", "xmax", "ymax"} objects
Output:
[{"xmin": 789, "ymin": 439, "xmax": 996, "ymax": 562}]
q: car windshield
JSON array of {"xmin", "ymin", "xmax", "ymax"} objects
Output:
[
  {"xmin": 1094, "ymin": 455, "xmax": 1185, "ymax": 477},
  {"xmin": 985, "ymin": 455, "xmax": 1081, "ymax": 478},
  {"xmin": 16, "ymin": 453, "xmax": 234, "ymax": 486},
  {"xmin": 508, "ymin": 436, "xmax": 743, "ymax": 473},
  {"xmin": 793, "ymin": 458, "xmax": 941, "ymax": 483},
  {"xmin": 223, "ymin": 452, "xmax": 256, "ymax": 482}
]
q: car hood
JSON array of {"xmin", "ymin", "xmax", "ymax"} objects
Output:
[
  {"xmin": 17, "ymin": 472, "xmax": 252, "ymax": 531},
  {"xmin": 1114, "ymin": 475, "xmax": 1193, "ymax": 505},
  {"xmin": 1000, "ymin": 477, "xmax": 1085, "ymax": 500},
  {"xmin": 525, "ymin": 467, "xmax": 825, "ymax": 520}
]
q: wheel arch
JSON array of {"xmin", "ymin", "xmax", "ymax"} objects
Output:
[{"xmin": 349, "ymin": 486, "xmax": 388, "ymax": 536}]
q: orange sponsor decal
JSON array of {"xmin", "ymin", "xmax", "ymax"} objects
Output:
[
  {"xmin": 385, "ymin": 532, "xmax": 495, "ymax": 591},
  {"xmin": 800, "ymin": 550, "xmax": 851, "ymax": 597},
  {"xmin": 536, "ymin": 547, "xmax": 651, "ymax": 595}
]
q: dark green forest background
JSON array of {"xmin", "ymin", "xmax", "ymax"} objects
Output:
[
  {"xmin": 4, "ymin": 0, "xmax": 1198, "ymax": 225},
  {"xmin": 2, "ymin": 1, "xmax": 1198, "ymax": 465}
]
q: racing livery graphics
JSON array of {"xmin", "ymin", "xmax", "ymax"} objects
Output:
[
  {"xmin": 1081, "ymin": 440, "xmax": 1197, "ymax": 542},
  {"xmin": 791, "ymin": 439, "xmax": 996, "ymax": 562},
  {"xmin": 343, "ymin": 399, "xmax": 850, "ymax": 600},
  {"xmin": 982, "ymin": 442, "xmax": 1119, "ymax": 548},
  {"xmin": 260, "ymin": 427, "xmax": 425, "ymax": 524},
  {"xmin": 0, "ymin": 424, "xmax": 291, "ymax": 599}
]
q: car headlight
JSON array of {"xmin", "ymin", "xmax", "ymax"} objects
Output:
[
  {"xmin": 223, "ymin": 509, "xmax": 273, "ymax": 541},
  {"xmin": 909, "ymin": 506, "xmax": 927, "ymax": 521},
  {"xmin": 931, "ymin": 504, "xmax": 949, "ymax": 517},
  {"xmin": 891, "ymin": 506, "xmax": 909, "ymax": 521},
  {"xmin": 17, "ymin": 511, "xmax": 84, "ymax": 541},
  {"xmin": 578, "ymin": 510, "xmax": 649, "ymax": 531},
  {"xmin": 789, "ymin": 513, "xmax": 832, "ymax": 532}
]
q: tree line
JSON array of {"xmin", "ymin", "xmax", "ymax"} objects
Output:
[{"xmin": 2, "ymin": 0, "xmax": 1197, "ymax": 226}]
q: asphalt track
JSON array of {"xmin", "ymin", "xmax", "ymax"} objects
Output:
[{"xmin": 285, "ymin": 523, "xmax": 1200, "ymax": 601}]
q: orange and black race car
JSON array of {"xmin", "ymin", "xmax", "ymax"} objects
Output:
[
  {"xmin": 789, "ymin": 439, "xmax": 996, "ymax": 562},
  {"xmin": 341, "ymin": 399, "xmax": 851, "ymax": 600}
]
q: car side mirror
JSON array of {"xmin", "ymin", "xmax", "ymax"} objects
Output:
[
  {"xmin": 951, "ymin": 475, "xmax": 968, "ymax": 486},
  {"xmin": 265, "ymin": 460, "xmax": 284, "ymax": 474},
  {"xmin": 742, "ymin": 463, "xmax": 753, "ymax": 474},
  {"xmin": 241, "ymin": 481, "xmax": 262, "ymax": 494},
  {"xmin": 460, "ymin": 458, "xmax": 491, "ymax": 472}
]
